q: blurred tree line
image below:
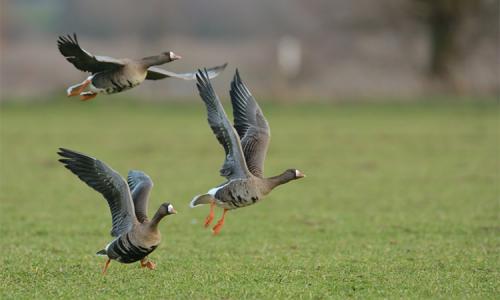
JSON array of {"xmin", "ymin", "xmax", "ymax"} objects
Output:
[
  {"xmin": 413, "ymin": 0, "xmax": 495, "ymax": 89},
  {"xmin": 299, "ymin": 0, "xmax": 496, "ymax": 91},
  {"xmin": 2, "ymin": 0, "xmax": 497, "ymax": 97}
]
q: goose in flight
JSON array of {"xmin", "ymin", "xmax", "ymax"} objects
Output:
[
  {"xmin": 58, "ymin": 148, "xmax": 177, "ymax": 273},
  {"xmin": 57, "ymin": 34, "xmax": 227, "ymax": 101},
  {"xmin": 191, "ymin": 69, "xmax": 305, "ymax": 235}
]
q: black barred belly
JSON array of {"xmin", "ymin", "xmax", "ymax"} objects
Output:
[
  {"xmin": 216, "ymin": 189, "xmax": 260, "ymax": 210},
  {"xmin": 107, "ymin": 233, "xmax": 158, "ymax": 264},
  {"xmin": 91, "ymin": 72, "xmax": 138, "ymax": 95}
]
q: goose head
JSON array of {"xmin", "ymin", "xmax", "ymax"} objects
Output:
[
  {"xmin": 150, "ymin": 203, "xmax": 177, "ymax": 229},
  {"xmin": 265, "ymin": 169, "xmax": 305, "ymax": 191},
  {"xmin": 293, "ymin": 169, "xmax": 306, "ymax": 179},
  {"xmin": 159, "ymin": 202, "xmax": 178, "ymax": 216},
  {"xmin": 142, "ymin": 52, "xmax": 182, "ymax": 67},
  {"xmin": 282, "ymin": 169, "xmax": 305, "ymax": 180},
  {"xmin": 282, "ymin": 168, "xmax": 306, "ymax": 182}
]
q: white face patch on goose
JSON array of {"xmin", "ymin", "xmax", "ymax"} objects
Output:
[
  {"xmin": 168, "ymin": 51, "xmax": 182, "ymax": 60},
  {"xmin": 167, "ymin": 204, "xmax": 175, "ymax": 214},
  {"xmin": 294, "ymin": 169, "xmax": 305, "ymax": 178}
]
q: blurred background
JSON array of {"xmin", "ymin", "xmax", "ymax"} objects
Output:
[
  {"xmin": 1, "ymin": 0, "xmax": 498, "ymax": 101},
  {"xmin": 1, "ymin": 2, "xmax": 498, "ymax": 297}
]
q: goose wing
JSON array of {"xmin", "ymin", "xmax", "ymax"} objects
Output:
[
  {"xmin": 57, "ymin": 33, "xmax": 124, "ymax": 73},
  {"xmin": 58, "ymin": 148, "xmax": 137, "ymax": 237},
  {"xmin": 127, "ymin": 170, "xmax": 153, "ymax": 223},
  {"xmin": 229, "ymin": 69, "xmax": 270, "ymax": 178},
  {"xmin": 196, "ymin": 69, "xmax": 251, "ymax": 180},
  {"xmin": 146, "ymin": 63, "xmax": 227, "ymax": 80}
]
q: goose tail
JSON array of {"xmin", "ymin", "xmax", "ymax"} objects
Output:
[
  {"xmin": 190, "ymin": 194, "xmax": 214, "ymax": 208},
  {"xmin": 96, "ymin": 249, "xmax": 107, "ymax": 256}
]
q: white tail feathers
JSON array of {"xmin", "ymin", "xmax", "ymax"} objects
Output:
[
  {"xmin": 190, "ymin": 194, "xmax": 214, "ymax": 208},
  {"xmin": 96, "ymin": 249, "xmax": 107, "ymax": 256}
]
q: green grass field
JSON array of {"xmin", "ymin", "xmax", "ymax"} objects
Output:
[{"xmin": 0, "ymin": 98, "xmax": 498, "ymax": 299}]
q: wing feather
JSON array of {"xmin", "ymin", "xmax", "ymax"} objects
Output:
[
  {"xmin": 195, "ymin": 69, "xmax": 251, "ymax": 180},
  {"xmin": 127, "ymin": 170, "xmax": 153, "ymax": 223},
  {"xmin": 58, "ymin": 148, "xmax": 136, "ymax": 237},
  {"xmin": 57, "ymin": 33, "xmax": 124, "ymax": 73},
  {"xmin": 146, "ymin": 63, "xmax": 227, "ymax": 80},
  {"xmin": 229, "ymin": 69, "xmax": 270, "ymax": 178}
]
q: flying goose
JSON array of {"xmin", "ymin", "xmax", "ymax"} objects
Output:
[
  {"xmin": 191, "ymin": 69, "xmax": 305, "ymax": 235},
  {"xmin": 58, "ymin": 148, "xmax": 177, "ymax": 273},
  {"xmin": 57, "ymin": 34, "xmax": 227, "ymax": 101}
]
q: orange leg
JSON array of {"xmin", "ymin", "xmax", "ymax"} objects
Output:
[
  {"xmin": 67, "ymin": 79, "xmax": 91, "ymax": 97},
  {"xmin": 102, "ymin": 258, "xmax": 111, "ymax": 274},
  {"xmin": 80, "ymin": 92, "xmax": 97, "ymax": 101},
  {"xmin": 140, "ymin": 258, "xmax": 156, "ymax": 270},
  {"xmin": 204, "ymin": 202, "xmax": 215, "ymax": 228},
  {"xmin": 212, "ymin": 209, "xmax": 228, "ymax": 235}
]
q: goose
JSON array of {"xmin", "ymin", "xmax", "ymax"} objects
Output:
[
  {"xmin": 58, "ymin": 148, "xmax": 177, "ymax": 273},
  {"xmin": 191, "ymin": 69, "xmax": 305, "ymax": 235},
  {"xmin": 57, "ymin": 33, "xmax": 227, "ymax": 101}
]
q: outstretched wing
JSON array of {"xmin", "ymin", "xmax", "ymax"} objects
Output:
[
  {"xmin": 57, "ymin": 33, "xmax": 125, "ymax": 73},
  {"xmin": 229, "ymin": 69, "xmax": 270, "ymax": 178},
  {"xmin": 195, "ymin": 69, "xmax": 251, "ymax": 180},
  {"xmin": 127, "ymin": 170, "xmax": 153, "ymax": 223},
  {"xmin": 146, "ymin": 62, "xmax": 227, "ymax": 80},
  {"xmin": 58, "ymin": 148, "xmax": 137, "ymax": 237}
]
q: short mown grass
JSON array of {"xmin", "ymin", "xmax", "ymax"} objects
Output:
[{"xmin": 0, "ymin": 98, "xmax": 498, "ymax": 299}]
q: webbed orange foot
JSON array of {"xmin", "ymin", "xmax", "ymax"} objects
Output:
[
  {"xmin": 212, "ymin": 208, "xmax": 228, "ymax": 235},
  {"xmin": 140, "ymin": 258, "xmax": 156, "ymax": 270},
  {"xmin": 204, "ymin": 202, "xmax": 215, "ymax": 228}
]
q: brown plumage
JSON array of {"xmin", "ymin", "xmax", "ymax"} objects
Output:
[
  {"xmin": 190, "ymin": 69, "xmax": 305, "ymax": 235},
  {"xmin": 57, "ymin": 33, "xmax": 227, "ymax": 100},
  {"xmin": 57, "ymin": 148, "xmax": 177, "ymax": 274}
]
